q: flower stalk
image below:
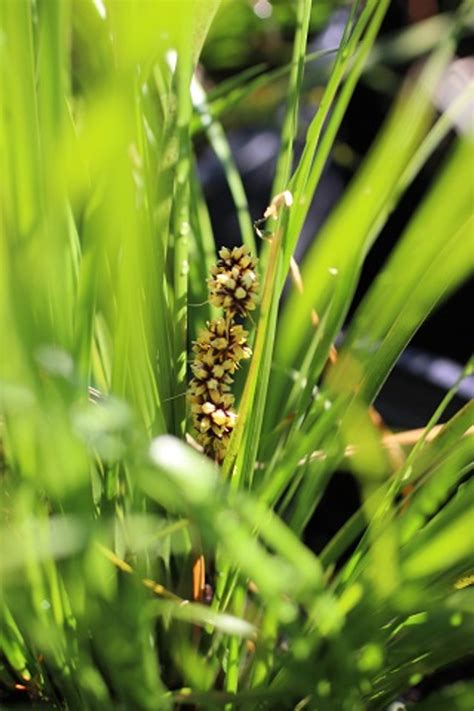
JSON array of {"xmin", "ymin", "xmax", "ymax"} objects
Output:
[{"xmin": 188, "ymin": 246, "xmax": 259, "ymax": 462}]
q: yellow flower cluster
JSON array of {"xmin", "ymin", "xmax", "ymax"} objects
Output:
[
  {"xmin": 208, "ymin": 245, "xmax": 259, "ymax": 318},
  {"xmin": 189, "ymin": 246, "xmax": 259, "ymax": 462}
]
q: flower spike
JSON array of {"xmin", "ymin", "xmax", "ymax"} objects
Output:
[{"xmin": 188, "ymin": 246, "xmax": 259, "ymax": 462}]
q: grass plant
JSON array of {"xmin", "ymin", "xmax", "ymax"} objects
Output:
[{"xmin": 0, "ymin": 1, "xmax": 473, "ymax": 709}]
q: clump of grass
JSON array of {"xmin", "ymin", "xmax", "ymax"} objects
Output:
[{"xmin": 1, "ymin": 1, "xmax": 473, "ymax": 710}]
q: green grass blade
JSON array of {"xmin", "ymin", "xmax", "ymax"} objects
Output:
[
  {"xmin": 172, "ymin": 49, "xmax": 194, "ymax": 436},
  {"xmin": 282, "ymin": 0, "xmax": 390, "ymax": 271},
  {"xmin": 192, "ymin": 77, "xmax": 255, "ymax": 253},
  {"xmin": 271, "ymin": 0, "xmax": 312, "ymax": 197},
  {"xmin": 188, "ymin": 161, "xmax": 218, "ymax": 335},
  {"xmin": 400, "ymin": 477, "xmax": 474, "ymax": 583},
  {"xmin": 320, "ymin": 395, "xmax": 474, "ymax": 571},
  {"xmin": 192, "ymin": 47, "xmax": 339, "ymax": 136},
  {"xmin": 269, "ymin": 48, "xmax": 452, "ymax": 427},
  {"xmin": 221, "ymin": 205, "xmax": 290, "ymax": 486},
  {"xmin": 331, "ymin": 138, "xmax": 474, "ymax": 407}
]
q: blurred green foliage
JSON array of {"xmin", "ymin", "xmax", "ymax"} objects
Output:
[
  {"xmin": 202, "ymin": 0, "xmax": 336, "ymax": 71},
  {"xmin": 0, "ymin": 1, "xmax": 473, "ymax": 710}
]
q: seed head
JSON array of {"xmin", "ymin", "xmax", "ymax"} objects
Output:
[
  {"xmin": 188, "ymin": 318, "xmax": 252, "ymax": 462},
  {"xmin": 188, "ymin": 245, "xmax": 259, "ymax": 463},
  {"xmin": 208, "ymin": 246, "xmax": 259, "ymax": 318}
]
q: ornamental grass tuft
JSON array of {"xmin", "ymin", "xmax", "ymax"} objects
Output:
[{"xmin": 1, "ymin": 1, "xmax": 473, "ymax": 709}]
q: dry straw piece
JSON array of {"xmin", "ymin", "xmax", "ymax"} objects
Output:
[{"xmin": 189, "ymin": 246, "xmax": 259, "ymax": 462}]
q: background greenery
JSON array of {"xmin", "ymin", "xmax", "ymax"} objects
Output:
[{"xmin": 0, "ymin": 1, "xmax": 473, "ymax": 709}]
